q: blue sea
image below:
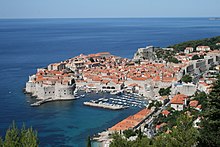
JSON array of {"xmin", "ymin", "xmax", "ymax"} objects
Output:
[{"xmin": 0, "ymin": 18, "xmax": 220, "ymax": 147}]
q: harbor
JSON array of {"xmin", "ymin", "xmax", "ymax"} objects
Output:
[
  {"xmin": 83, "ymin": 101, "xmax": 127, "ymax": 110},
  {"xmin": 83, "ymin": 92, "xmax": 148, "ymax": 110}
]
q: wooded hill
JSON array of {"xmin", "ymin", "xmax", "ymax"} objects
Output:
[{"xmin": 168, "ymin": 36, "xmax": 220, "ymax": 52}]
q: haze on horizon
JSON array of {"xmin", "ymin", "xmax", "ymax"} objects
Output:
[{"xmin": 0, "ymin": 0, "xmax": 219, "ymax": 18}]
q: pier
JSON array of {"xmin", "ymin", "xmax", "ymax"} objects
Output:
[
  {"xmin": 83, "ymin": 101, "xmax": 128, "ymax": 110},
  {"xmin": 30, "ymin": 98, "xmax": 53, "ymax": 107}
]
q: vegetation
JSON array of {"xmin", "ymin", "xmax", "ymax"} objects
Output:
[
  {"xmin": 155, "ymin": 49, "xmax": 180, "ymax": 63},
  {"xmin": 192, "ymin": 54, "xmax": 204, "ymax": 60},
  {"xmin": 168, "ymin": 36, "xmax": 220, "ymax": 52},
  {"xmin": 110, "ymin": 133, "xmax": 129, "ymax": 147},
  {"xmin": 87, "ymin": 136, "xmax": 91, "ymax": 147},
  {"xmin": 110, "ymin": 114, "xmax": 198, "ymax": 147},
  {"xmin": 88, "ymin": 57, "xmax": 95, "ymax": 62},
  {"xmin": 181, "ymin": 74, "xmax": 192, "ymax": 83},
  {"xmin": 0, "ymin": 137, "xmax": 3, "ymax": 147},
  {"xmin": 148, "ymin": 100, "xmax": 162, "ymax": 110},
  {"xmin": 110, "ymin": 76, "xmax": 220, "ymax": 146},
  {"xmin": 155, "ymin": 114, "xmax": 199, "ymax": 147},
  {"xmin": 199, "ymin": 75, "xmax": 220, "ymax": 147},
  {"xmin": 1, "ymin": 122, "xmax": 38, "ymax": 147},
  {"xmin": 159, "ymin": 87, "xmax": 171, "ymax": 96},
  {"xmin": 167, "ymin": 56, "xmax": 179, "ymax": 63},
  {"xmin": 193, "ymin": 92, "xmax": 208, "ymax": 110},
  {"xmin": 123, "ymin": 129, "xmax": 136, "ymax": 139}
]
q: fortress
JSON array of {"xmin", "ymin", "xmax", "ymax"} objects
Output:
[{"xmin": 25, "ymin": 69, "xmax": 76, "ymax": 100}]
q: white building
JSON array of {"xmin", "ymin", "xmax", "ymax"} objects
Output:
[
  {"xmin": 170, "ymin": 94, "xmax": 188, "ymax": 111},
  {"xmin": 184, "ymin": 47, "xmax": 194, "ymax": 54},
  {"xmin": 196, "ymin": 46, "xmax": 211, "ymax": 51},
  {"xmin": 171, "ymin": 82, "xmax": 197, "ymax": 96}
]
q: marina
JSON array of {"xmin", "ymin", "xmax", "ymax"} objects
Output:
[
  {"xmin": 83, "ymin": 93, "xmax": 148, "ymax": 110},
  {"xmin": 83, "ymin": 101, "xmax": 127, "ymax": 110}
]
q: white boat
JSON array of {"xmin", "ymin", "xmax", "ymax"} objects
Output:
[
  {"xmin": 31, "ymin": 103, "xmax": 40, "ymax": 107},
  {"xmin": 75, "ymin": 96, "xmax": 80, "ymax": 99}
]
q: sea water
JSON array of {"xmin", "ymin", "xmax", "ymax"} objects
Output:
[{"xmin": 0, "ymin": 18, "xmax": 220, "ymax": 146}]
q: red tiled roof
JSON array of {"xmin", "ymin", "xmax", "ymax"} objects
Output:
[
  {"xmin": 189, "ymin": 100, "xmax": 199, "ymax": 107},
  {"xmin": 131, "ymin": 77, "xmax": 147, "ymax": 81},
  {"xmin": 170, "ymin": 94, "xmax": 188, "ymax": 104},
  {"xmin": 162, "ymin": 110, "xmax": 170, "ymax": 116}
]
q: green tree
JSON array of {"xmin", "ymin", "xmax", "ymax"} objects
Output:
[
  {"xmin": 192, "ymin": 55, "xmax": 201, "ymax": 60},
  {"xmin": 88, "ymin": 57, "xmax": 95, "ymax": 62},
  {"xmin": 181, "ymin": 75, "xmax": 192, "ymax": 83},
  {"xmin": 20, "ymin": 124, "xmax": 38, "ymax": 147},
  {"xmin": 154, "ymin": 114, "xmax": 199, "ymax": 147},
  {"xmin": 193, "ymin": 92, "xmax": 207, "ymax": 110},
  {"xmin": 110, "ymin": 133, "xmax": 129, "ymax": 147},
  {"xmin": 137, "ymin": 128, "xmax": 143, "ymax": 140},
  {"xmin": 168, "ymin": 36, "xmax": 220, "ymax": 52},
  {"xmin": 199, "ymin": 76, "xmax": 220, "ymax": 147},
  {"xmin": 2, "ymin": 122, "xmax": 38, "ymax": 147},
  {"xmin": 123, "ymin": 129, "xmax": 136, "ymax": 139},
  {"xmin": 0, "ymin": 137, "xmax": 3, "ymax": 147},
  {"xmin": 87, "ymin": 136, "xmax": 91, "ymax": 147},
  {"xmin": 159, "ymin": 87, "xmax": 171, "ymax": 96},
  {"xmin": 168, "ymin": 56, "xmax": 179, "ymax": 63},
  {"xmin": 4, "ymin": 122, "xmax": 20, "ymax": 147},
  {"xmin": 130, "ymin": 137, "xmax": 152, "ymax": 147}
]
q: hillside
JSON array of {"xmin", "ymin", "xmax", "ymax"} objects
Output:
[{"xmin": 168, "ymin": 36, "xmax": 220, "ymax": 52}]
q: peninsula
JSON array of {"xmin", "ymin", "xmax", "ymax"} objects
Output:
[{"xmin": 25, "ymin": 37, "xmax": 220, "ymax": 108}]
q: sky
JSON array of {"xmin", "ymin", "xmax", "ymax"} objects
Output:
[{"xmin": 0, "ymin": 0, "xmax": 219, "ymax": 18}]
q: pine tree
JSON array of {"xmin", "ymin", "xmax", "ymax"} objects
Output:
[
  {"xmin": 0, "ymin": 137, "xmax": 3, "ymax": 147},
  {"xmin": 20, "ymin": 124, "xmax": 38, "ymax": 147},
  {"xmin": 137, "ymin": 128, "xmax": 143, "ymax": 139},
  {"xmin": 109, "ymin": 133, "xmax": 129, "ymax": 147},
  {"xmin": 87, "ymin": 136, "xmax": 91, "ymax": 147},
  {"xmin": 199, "ymin": 76, "xmax": 220, "ymax": 146},
  {"xmin": 154, "ymin": 114, "xmax": 199, "ymax": 147},
  {"xmin": 2, "ymin": 122, "xmax": 38, "ymax": 147},
  {"xmin": 4, "ymin": 121, "xmax": 20, "ymax": 147}
]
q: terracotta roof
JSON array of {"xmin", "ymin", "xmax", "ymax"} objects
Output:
[
  {"xmin": 109, "ymin": 109, "xmax": 152, "ymax": 131},
  {"xmin": 189, "ymin": 100, "xmax": 199, "ymax": 107},
  {"xmin": 162, "ymin": 110, "xmax": 170, "ymax": 116},
  {"xmin": 170, "ymin": 94, "xmax": 188, "ymax": 104},
  {"xmin": 156, "ymin": 123, "xmax": 167, "ymax": 130},
  {"xmin": 131, "ymin": 77, "xmax": 147, "ymax": 81},
  {"xmin": 196, "ymin": 104, "xmax": 202, "ymax": 109},
  {"xmin": 128, "ymin": 83, "xmax": 138, "ymax": 87}
]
